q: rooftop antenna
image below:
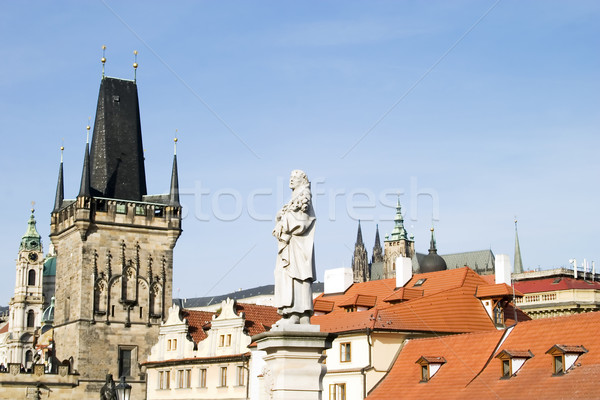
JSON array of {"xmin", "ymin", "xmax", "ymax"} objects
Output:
[
  {"xmin": 133, "ymin": 50, "xmax": 138, "ymax": 82},
  {"xmin": 101, "ymin": 45, "xmax": 106, "ymax": 78},
  {"xmin": 593, "ymin": 261, "xmax": 596, "ymax": 282},
  {"xmin": 569, "ymin": 258, "xmax": 577, "ymax": 279}
]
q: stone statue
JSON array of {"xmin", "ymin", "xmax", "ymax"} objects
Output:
[
  {"xmin": 100, "ymin": 374, "xmax": 117, "ymax": 400},
  {"xmin": 272, "ymin": 170, "xmax": 316, "ymax": 325}
]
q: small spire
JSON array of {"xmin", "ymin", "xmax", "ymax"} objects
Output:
[
  {"xmin": 53, "ymin": 146, "xmax": 65, "ymax": 212},
  {"xmin": 101, "ymin": 45, "xmax": 106, "ymax": 78},
  {"xmin": 133, "ymin": 50, "xmax": 138, "ymax": 82},
  {"xmin": 169, "ymin": 137, "xmax": 180, "ymax": 207},
  {"xmin": 429, "ymin": 227, "xmax": 437, "ymax": 254},
  {"xmin": 174, "ymin": 131, "xmax": 178, "ymax": 155},
  {"xmin": 514, "ymin": 217, "xmax": 524, "ymax": 274},
  {"xmin": 79, "ymin": 126, "xmax": 91, "ymax": 197}
]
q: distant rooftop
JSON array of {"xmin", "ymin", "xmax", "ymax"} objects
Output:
[{"xmin": 175, "ymin": 282, "xmax": 324, "ymax": 308}]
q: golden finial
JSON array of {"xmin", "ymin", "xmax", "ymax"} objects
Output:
[
  {"xmin": 31, "ymin": 200, "xmax": 35, "ymax": 214},
  {"xmin": 60, "ymin": 144, "xmax": 64, "ymax": 163},
  {"xmin": 143, "ymin": 148, "xmax": 147, "ymax": 161},
  {"xmin": 133, "ymin": 50, "xmax": 138, "ymax": 82},
  {"xmin": 101, "ymin": 45, "xmax": 107, "ymax": 78},
  {"xmin": 174, "ymin": 130, "xmax": 178, "ymax": 155}
]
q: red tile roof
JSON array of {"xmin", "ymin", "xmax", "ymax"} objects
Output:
[
  {"xmin": 236, "ymin": 303, "xmax": 280, "ymax": 336},
  {"xmin": 181, "ymin": 310, "xmax": 215, "ymax": 343},
  {"xmin": 0, "ymin": 322, "xmax": 8, "ymax": 334},
  {"xmin": 514, "ymin": 277, "xmax": 600, "ymax": 294},
  {"xmin": 383, "ymin": 287, "xmax": 423, "ymax": 303},
  {"xmin": 368, "ymin": 311, "xmax": 600, "ymax": 400},
  {"xmin": 476, "ymin": 283, "xmax": 523, "ymax": 298},
  {"xmin": 181, "ymin": 303, "xmax": 279, "ymax": 343},
  {"xmin": 313, "ymin": 267, "xmax": 528, "ymax": 334},
  {"xmin": 337, "ymin": 294, "xmax": 378, "ymax": 308}
]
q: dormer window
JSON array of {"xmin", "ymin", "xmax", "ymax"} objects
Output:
[
  {"xmin": 546, "ymin": 345, "xmax": 587, "ymax": 375},
  {"xmin": 495, "ymin": 350, "xmax": 533, "ymax": 378},
  {"xmin": 416, "ymin": 356, "xmax": 446, "ymax": 382},
  {"xmin": 413, "ymin": 278, "xmax": 427, "ymax": 287}
]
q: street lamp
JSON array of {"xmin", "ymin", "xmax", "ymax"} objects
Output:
[{"xmin": 116, "ymin": 376, "xmax": 132, "ymax": 400}]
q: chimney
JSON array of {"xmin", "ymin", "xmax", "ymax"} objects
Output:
[
  {"xmin": 324, "ymin": 267, "xmax": 353, "ymax": 294},
  {"xmin": 396, "ymin": 256, "xmax": 413, "ymax": 288},
  {"xmin": 495, "ymin": 254, "xmax": 512, "ymax": 285}
]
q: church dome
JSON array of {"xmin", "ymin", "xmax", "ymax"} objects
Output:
[
  {"xmin": 42, "ymin": 297, "xmax": 55, "ymax": 325},
  {"xmin": 420, "ymin": 228, "xmax": 447, "ymax": 273}
]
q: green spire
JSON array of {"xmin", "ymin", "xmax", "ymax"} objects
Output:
[
  {"xmin": 386, "ymin": 197, "xmax": 408, "ymax": 242},
  {"xmin": 20, "ymin": 208, "xmax": 42, "ymax": 252}
]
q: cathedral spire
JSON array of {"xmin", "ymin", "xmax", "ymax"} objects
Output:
[
  {"xmin": 53, "ymin": 146, "xmax": 64, "ymax": 212},
  {"xmin": 514, "ymin": 218, "xmax": 523, "ymax": 274},
  {"xmin": 352, "ymin": 220, "xmax": 369, "ymax": 283},
  {"xmin": 356, "ymin": 220, "xmax": 364, "ymax": 245},
  {"xmin": 78, "ymin": 125, "xmax": 91, "ymax": 197},
  {"xmin": 169, "ymin": 137, "xmax": 180, "ymax": 207},
  {"xmin": 372, "ymin": 224, "xmax": 383, "ymax": 263}
]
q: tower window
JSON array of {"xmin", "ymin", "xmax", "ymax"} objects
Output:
[
  {"xmin": 27, "ymin": 310, "xmax": 35, "ymax": 328},
  {"xmin": 118, "ymin": 347, "xmax": 134, "ymax": 377},
  {"xmin": 27, "ymin": 269, "xmax": 36, "ymax": 286}
]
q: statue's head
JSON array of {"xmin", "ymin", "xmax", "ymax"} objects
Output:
[
  {"xmin": 289, "ymin": 170, "xmax": 309, "ymax": 189},
  {"xmin": 106, "ymin": 374, "xmax": 113, "ymax": 383}
]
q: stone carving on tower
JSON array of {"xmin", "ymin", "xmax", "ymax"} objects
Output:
[
  {"xmin": 383, "ymin": 198, "xmax": 414, "ymax": 279},
  {"xmin": 352, "ymin": 221, "xmax": 370, "ymax": 283},
  {"xmin": 49, "ymin": 70, "xmax": 182, "ymax": 397},
  {"xmin": 7, "ymin": 208, "xmax": 45, "ymax": 368}
]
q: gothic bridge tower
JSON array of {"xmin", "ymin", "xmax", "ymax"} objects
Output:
[{"xmin": 50, "ymin": 74, "xmax": 181, "ymax": 395}]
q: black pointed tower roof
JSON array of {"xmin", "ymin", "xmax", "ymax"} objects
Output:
[
  {"xmin": 420, "ymin": 227, "xmax": 447, "ymax": 273},
  {"xmin": 53, "ymin": 148, "xmax": 64, "ymax": 212},
  {"xmin": 79, "ymin": 140, "xmax": 91, "ymax": 197},
  {"xmin": 89, "ymin": 77, "xmax": 147, "ymax": 200},
  {"xmin": 356, "ymin": 220, "xmax": 364, "ymax": 245}
]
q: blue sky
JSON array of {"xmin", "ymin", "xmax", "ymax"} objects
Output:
[{"xmin": 0, "ymin": 1, "xmax": 598, "ymax": 304}]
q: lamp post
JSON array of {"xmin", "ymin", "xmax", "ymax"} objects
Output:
[{"xmin": 116, "ymin": 376, "xmax": 132, "ymax": 400}]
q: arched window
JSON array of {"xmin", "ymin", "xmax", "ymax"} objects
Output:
[
  {"xmin": 27, "ymin": 269, "xmax": 36, "ymax": 286},
  {"xmin": 25, "ymin": 350, "xmax": 33, "ymax": 369},
  {"xmin": 27, "ymin": 310, "xmax": 35, "ymax": 328}
]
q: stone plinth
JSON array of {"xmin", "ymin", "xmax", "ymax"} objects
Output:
[{"xmin": 253, "ymin": 325, "xmax": 334, "ymax": 400}]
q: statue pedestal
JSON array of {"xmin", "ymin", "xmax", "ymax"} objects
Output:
[{"xmin": 253, "ymin": 325, "xmax": 334, "ymax": 400}]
